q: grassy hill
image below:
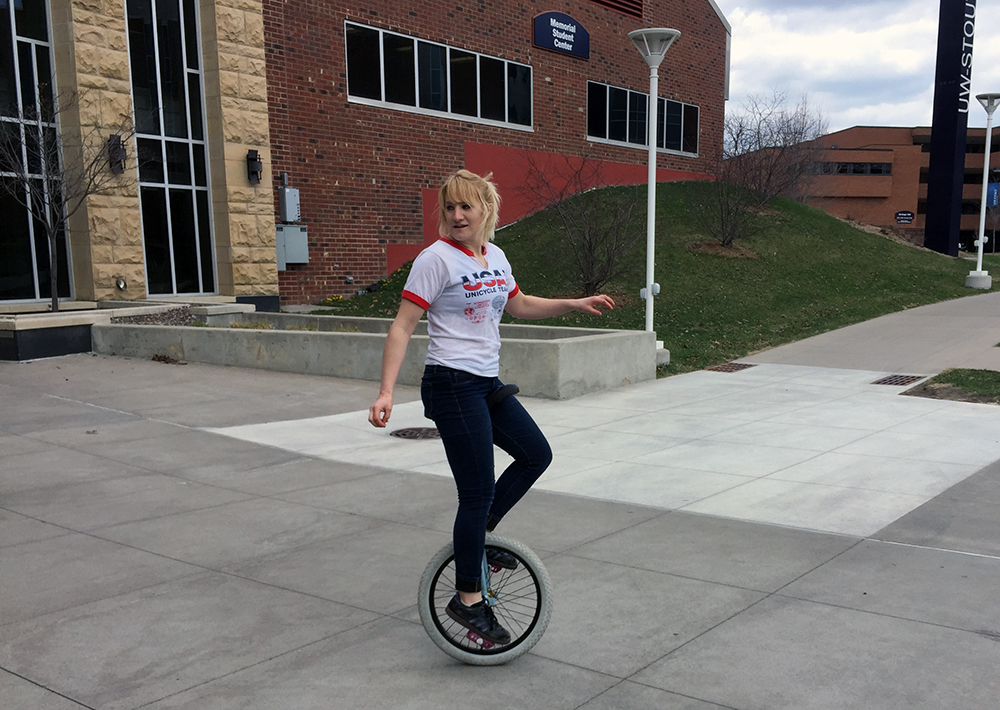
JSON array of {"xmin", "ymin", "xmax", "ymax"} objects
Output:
[{"xmin": 325, "ymin": 181, "xmax": 997, "ymax": 375}]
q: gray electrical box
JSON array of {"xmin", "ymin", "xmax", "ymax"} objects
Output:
[
  {"xmin": 276, "ymin": 224, "xmax": 308, "ymax": 270},
  {"xmin": 279, "ymin": 186, "xmax": 301, "ymax": 222}
]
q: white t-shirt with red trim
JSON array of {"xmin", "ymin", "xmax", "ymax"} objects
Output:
[{"xmin": 402, "ymin": 238, "xmax": 520, "ymax": 377}]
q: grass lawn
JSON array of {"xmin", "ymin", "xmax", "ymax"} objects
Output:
[{"xmin": 324, "ymin": 181, "xmax": 995, "ymax": 376}]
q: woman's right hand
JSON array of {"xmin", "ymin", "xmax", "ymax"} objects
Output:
[{"xmin": 369, "ymin": 392, "xmax": 393, "ymax": 428}]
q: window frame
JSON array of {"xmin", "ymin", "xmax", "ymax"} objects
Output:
[
  {"xmin": 586, "ymin": 80, "xmax": 699, "ymax": 158},
  {"xmin": 344, "ymin": 21, "xmax": 533, "ymax": 132}
]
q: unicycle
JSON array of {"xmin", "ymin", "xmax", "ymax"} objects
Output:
[{"xmin": 417, "ymin": 533, "xmax": 552, "ymax": 665}]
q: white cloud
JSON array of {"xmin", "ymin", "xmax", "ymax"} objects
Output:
[{"xmin": 715, "ymin": 0, "xmax": 1000, "ymax": 131}]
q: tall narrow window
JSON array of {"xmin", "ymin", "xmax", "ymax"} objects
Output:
[
  {"xmin": 0, "ymin": 0, "xmax": 69, "ymax": 302},
  {"xmin": 127, "ymin": 0, "xmax": 214, "ymax": 295}
]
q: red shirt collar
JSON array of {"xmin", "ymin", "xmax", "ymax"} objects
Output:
[{"xmin": 441, "ymin": 238, "xmax": 487, "ymax": 257}]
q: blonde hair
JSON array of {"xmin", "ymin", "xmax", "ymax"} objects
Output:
[{"xmin": 437, "ymin": 169, "xmax": 501, "ymax": 241}]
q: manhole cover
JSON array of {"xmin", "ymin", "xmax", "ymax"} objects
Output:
[
  {"xmin": 705, "ymin": 362, "xmax": 757, "ymax": 373},
  {"xmin": 390, "ymin": 427, "xmax": 441, "ymax": 439},
  {"xmin": 871, "ymin": 374, "xmax": 925, "ymax": 386}
]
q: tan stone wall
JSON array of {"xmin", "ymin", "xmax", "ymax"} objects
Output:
[
  {"xmin": 201, "ymin": 0, "xmax": 277, "ymax": 297},
  {"xmin": 49, "ymin": 0, "xmax": 145, "ymax": 302}
]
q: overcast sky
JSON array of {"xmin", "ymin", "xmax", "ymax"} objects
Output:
[{"xmin": 713, "ymin": 0, "xmax": 1000, "ymax": 133}]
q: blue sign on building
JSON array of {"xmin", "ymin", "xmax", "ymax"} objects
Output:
[
  {"xmin": 533, "ymin": 12, "xmax": 589, "ymax": 60},
  {"xmin": 988, "ymin": 182, "xmax": 999, "ymax": 208}
]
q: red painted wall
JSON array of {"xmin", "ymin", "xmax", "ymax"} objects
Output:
[{"xmin": 264, "ymin": 0, "xmax": 728, "ymax": 303}]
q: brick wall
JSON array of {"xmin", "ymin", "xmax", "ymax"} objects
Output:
[{"xmin": 264, "ymin": 0, "xmax": 729, "ymax": 304}]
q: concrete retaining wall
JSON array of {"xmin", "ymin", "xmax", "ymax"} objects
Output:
[{"xmin": 92, "ymin": 314, "xmax": 657, "ymax": 399}]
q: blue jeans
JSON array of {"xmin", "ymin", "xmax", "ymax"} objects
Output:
[{"xmin": 421, "ymin": 365, "xmax": 552, "ymax": 592}]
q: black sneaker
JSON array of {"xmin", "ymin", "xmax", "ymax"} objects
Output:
[
  {"xmin": 485, "ymin": 546, "xmax": 518, "ymax": 570},
  {"xmin": 446, "ymin": 595, "xmax": 512, "ymax": 645}
]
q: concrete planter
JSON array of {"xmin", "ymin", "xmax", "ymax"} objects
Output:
[{"xmin": 91, "ymin": 312, "xmax": 659, "ymax": 399}]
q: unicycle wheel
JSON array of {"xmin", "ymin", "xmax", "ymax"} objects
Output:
[{"xmin": 417, "ymin": 533, "xmax": 552, "ymax": 665}]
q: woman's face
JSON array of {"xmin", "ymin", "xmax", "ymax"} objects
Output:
[{"xmin": 445, "ymin": 199, "xmax": 485, "ymax": 244}]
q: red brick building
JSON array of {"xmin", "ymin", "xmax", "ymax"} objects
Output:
[
  {"xmin": 263, "ymin": 0, "xmax": 732, "ymax": 304},
  {"xmin": 807, "ymin": 125, "xmax": 1000, "ymax": 249}
]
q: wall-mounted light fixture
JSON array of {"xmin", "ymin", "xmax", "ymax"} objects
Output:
[
  {"xmin": 115, "ymin": 277, "xmax": 127, "ymax": 291},
  {"xmin": 107, "ymin": 134, "xmax": 126, "ymax": 174},
  {"xmin": 246, "ymin": 149, "xmax": 263, "ymax": 184}
]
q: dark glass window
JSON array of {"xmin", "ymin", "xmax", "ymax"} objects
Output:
[
  {"xmin": 383, "ymin": 34, "xmax": 415, "ymax": 106},
  {"xmin": 628, "ymin": 92, "xmax": 647, "ymax": 145},
  {"xmin": 127, "ymin": 0, "xmax": 162, "ymax": 134},
  {"xmin": 347, "ymin": 23, "xmax": 531, "ymax": 128},
  {"xmin": 0, "ymin": 181, "xmax": 36, "ymax": 299},
  {"xmin": 507, "ymin": 63, "xmax": 531, "ymax": 126},
  {"xmin": 0, "ymin": 8, "xmax": 15, "ymax": 116},
  {"xmin": 197, "ymin": 191, "xmax": 214, "ymax": 290},
  {"xmin": 587, "ymin": 82, "xmax": 607, "ymax": 139},
  {"xmin": 170, "ymin": 189, "xmax": 199, "ymax": 292},
  {"xmin": 183, "ymin": 0, "xmax": 199, "ymax": 70},
  {"xmin": 13, "ymin": 0, "xmax": 48, "ymax": 41},
  {"xmin": 664, "ymin": 100, "xmax": 682, "ymax": 151},
  {"xmin": 418, "ymin": 41, "xmax": 447, "ymax": 111},
  {"xmin": 141, "ymin": 187, "xmax": 171, "ymax": 294},
  {"xmin": 479, "ymin": 57, "xmax": 505, "ymax": 121},
  {"xmin": 450, "ymin": 50, "xmax": 477, "ymax": 117},
  {"xmin": 683, "ymin": 104, "xmax": 699, "ymax": 154},
  {"xmin": 346, "ymin": 24, "xmax": 380, "ymax": 100},
  {"xmin": 608, "ymin": 87, "xmax": 628, "ymax": 142},
  {"xmin": 656, "ymin": 97, "xmax": 666, "ymax": 149},
  {"xmin": 187, "ymin": 74, "xmax": 203, "ymax": 140},
  {"xmin": 157, "ymin": 0, "xmax": 188, "ymax": 138},
  {"xmin": 138, "ymin": 138, "xmax": 164, "ymax": 183},
  {"xmin": 165, "ymin": 141, "xmax": 191, "ymax": 184}
]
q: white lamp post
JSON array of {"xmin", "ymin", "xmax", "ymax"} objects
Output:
[
  {"xmin": 629, "ymin": 28, "xmax": 681, "ymax": 332},
  {"xmin": 966, "ymin": 92, "xmax": 1000, "ymax": 289}
]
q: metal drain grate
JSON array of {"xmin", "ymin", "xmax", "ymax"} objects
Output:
[
  {"xmin": 705, "ymin": 362, "xmax": 757, "ymax": 373},
  {"xmin": 871, "ymin": 374, "xmax": 924, "ymax": 386},
  {"xmin": 390, "ymin": 427, "xmax": 441, "ymax": 439}
]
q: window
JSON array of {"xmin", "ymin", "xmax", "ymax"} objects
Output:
[
  {"xmin": 815, "ymin": 162, "xmax": 892, "ymax": 176},
  {"xmin": 587, "ymin": 81, "xmax": 699, "ymax": 156},
  {"xmin": 127, "ymin": 0, "xmax": 214, "ymax": 295},
  {"xmin": 0, "ymin": 0, "xmax": 70, "ymax": 301},
  {"xmin": 345, "ymin": 22, "xmax": 532, "ymax": 129}
]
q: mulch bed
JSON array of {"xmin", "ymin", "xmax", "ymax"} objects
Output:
[{"xmin": 110, "ymin": 306, "xmax": 194, "ymax": 326}]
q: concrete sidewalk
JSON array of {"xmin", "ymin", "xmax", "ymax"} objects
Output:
[{"xmin": 3, "ymin": 291, "xmax": 1000, "ymax": 709}]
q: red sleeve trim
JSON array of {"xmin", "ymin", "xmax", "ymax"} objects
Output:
[
  {"xmin": 401, "ymin": 290, "xmax": 430, "ymax": 310},
  {"xmin": 508, "ymin": 284, "xmax": 520, "ymax": 298}
]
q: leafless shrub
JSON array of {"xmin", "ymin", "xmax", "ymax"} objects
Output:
[{"xmin": 517, "ymin": 153, "xmax": 644, "ymax": 296}]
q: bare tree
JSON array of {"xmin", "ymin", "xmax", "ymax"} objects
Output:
[
  {"xmin": 694, "ymin": 91, "xmax": 828, "ymax": 248},
  {"xmin": 0, "ymin": 91, "xmax": 136, "ymax": 311},
  {"xmin": 724, "ymin": 91, "xmax": 828, "ymax": 207},
  {"xmin": 517, "ymin": 153, "xmax": 645, "ymax": 296}
]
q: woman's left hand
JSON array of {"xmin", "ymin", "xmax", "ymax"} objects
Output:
[{"xmin": 576, "ymin": 294, "xmax": 615, "ymax": 315}]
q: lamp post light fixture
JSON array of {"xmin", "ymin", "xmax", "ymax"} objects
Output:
[
  {"xmin": 628, "ymin": 28, "xmax": 680, "ymax": 332},
  {"xmin": 967, "ymin": 92, "xmax": 1000, "ymax": 289}
]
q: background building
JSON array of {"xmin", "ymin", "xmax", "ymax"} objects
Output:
[
  {"xmin": 2, "ymin": 0, "xmax": 278, "ymax": 310},
  {"xmin": 265, "ymin": 0, "xmax": 731, "ymax": 304},
  {"xmin": 807, "ymin": 125, "xmax": 1000, "ymax": 249},
  {"xmin": 1, "ymin": 0, "xmax": 730, "ymax": 310}
]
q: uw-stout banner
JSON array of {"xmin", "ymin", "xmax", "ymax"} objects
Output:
[
  {"xmin": 924, "ymin": 0, "xmax": 977, "ymax": 256},
  {"xmin": 533, "ymin": 12, "xmax": 589, "ymax": 59}
]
